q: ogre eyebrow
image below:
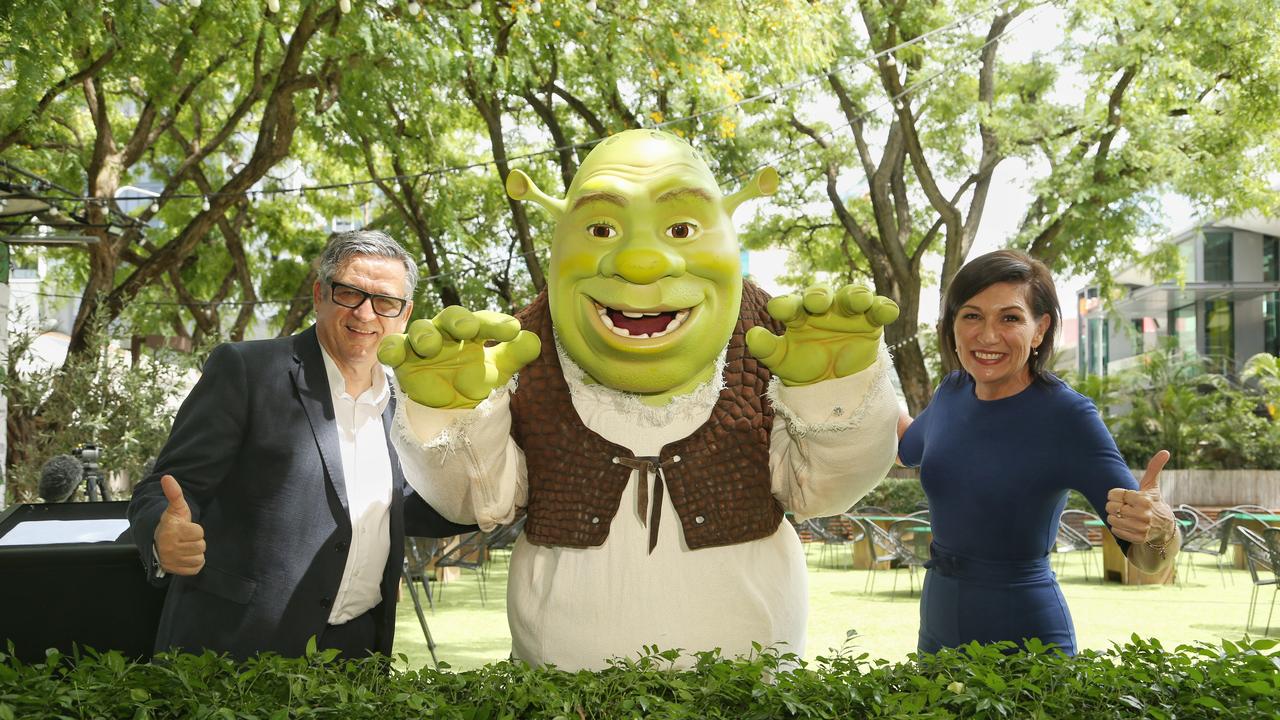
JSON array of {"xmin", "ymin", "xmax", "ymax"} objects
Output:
[
  {"xmin": 571, "ymin": 191, "xmax": 629, "ymax": 211},
  {"xmin": 655, "ymin": 187, "xmax": 715, "ymax": 204}
]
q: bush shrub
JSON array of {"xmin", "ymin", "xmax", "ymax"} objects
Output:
[
  {"xmin": 2, "ymin": 637, "xmax": 1276, "ymax": 719},
  {"xmin": 856, "ymin": 475, "xmax": 926, "ymax": 513}
]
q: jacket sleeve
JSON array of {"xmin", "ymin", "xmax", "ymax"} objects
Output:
[
  {"xmin": 402, "ymin": 489, "xmax": 481, "ymax": 537},
  {"xmin": 768, "ymin": 346, "xmax": 899, "ymax": 520},
  {"xmin": 126, "ymin": 343, "xmax": 250, "ymax": 585}
]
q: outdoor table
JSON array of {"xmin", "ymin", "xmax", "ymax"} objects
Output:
[{"xmin": 1083, "ymin": 519, "xmax": 1176, "ymax": 585}]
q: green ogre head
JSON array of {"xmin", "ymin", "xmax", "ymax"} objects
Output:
[{"xmin": 507, "ymin": 129, "xmax": 776, "ymax": 404}]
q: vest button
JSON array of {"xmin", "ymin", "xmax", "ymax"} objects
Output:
[
  {"xmin": 695, "ymin": 515, "xmax": 705, "ymax": 524},
  {"xmin": 591, "ymin": 516, "xmax": 600, "ymax": 524}
]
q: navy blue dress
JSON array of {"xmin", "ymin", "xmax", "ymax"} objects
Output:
[{"xmin": 898, "ymin": 371, "xmax": 1136, "ymax": 655}]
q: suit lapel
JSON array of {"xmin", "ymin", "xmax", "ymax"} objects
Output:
[
  {"xmin": 383, "ymin": 388, "xmax": 406, "ymax": 519},
  {"xmin": 291, "ymin": 327, "xmax": 350, "ymax": 518}
]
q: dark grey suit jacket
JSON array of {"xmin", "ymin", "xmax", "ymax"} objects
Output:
[{"xmin": 127, "ymin": 326, "xmax": 472, "ymax": 660}]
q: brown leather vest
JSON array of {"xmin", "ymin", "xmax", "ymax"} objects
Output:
[{"xmin": 510, "ymin": 282, "xmax": 786, "ymax": 550}]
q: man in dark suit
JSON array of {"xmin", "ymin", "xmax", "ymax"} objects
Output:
[{"xmin": 128, "ymin": 230, "xmax": 472, "ymax": 661}]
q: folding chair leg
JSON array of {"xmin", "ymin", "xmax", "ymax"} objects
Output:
[
  {"xmin": 403, "ymin": 571, "xmax": 440, "ymax": 668},
  {"xmin": 1268, "ymin": 588, "xmax": 1277, "ymax": 637}
]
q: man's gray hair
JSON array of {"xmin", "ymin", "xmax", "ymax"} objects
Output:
[{"xmin": 317, "ymin": 230, "xmax": 419, "ymax": 297}]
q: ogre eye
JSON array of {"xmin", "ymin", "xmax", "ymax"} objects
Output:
[
  {"xmin": 666, "ymin": 222, "xmax": 698, "ymax": 240},
  {"xmin": 588, "ymin": 223, "xmax": 617, "ymax": 239}
]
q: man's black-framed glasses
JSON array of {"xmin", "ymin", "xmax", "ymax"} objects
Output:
[{"xmin": 329, "ymin": 281, "xmax": 409, "ymax": 318}]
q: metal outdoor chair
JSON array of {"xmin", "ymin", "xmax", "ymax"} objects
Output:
[
  {"xmin": 401, "ymin": 537, "xmax": 439, "ymax": 667},
  {"xmin": 1054, "ymin": 507, "xmax": 1105, "ymax": 579},
  {"xmin": 855, "ymin": 515, "xmax": 906, "ymax": 594},
  {"xmin": 1053, "ymin": 510, "xmax": 1099, "ymax": 581},
  {"xmin": 887, "ymin": 517, "xmax": 931, "ymax": 597},
  {"xmin": 806, "ymin": 515, "xmax": 859, "ymax": 569},
  {"xmin": 849, "ymin": 505, "xmax": 893, "ymax": 516},
  {"xmin": 433, "ymin": 531, "xmax": 490, "ymax": 606},
  {"xmin": 1237, "ymin": 526, "xmax": 1278, "ymax": 635},
  {"xmin": 1180, "ymin": 512, "xmax": 1241, "ymax": 587},
  {"xmin": 1263, "ymin": 529, "xmax": 1280, "ymax": 635},
  {"xmin": 483, "ymin": 515, "xmax": 526, "ymax": 570},
  {"xmin": 1225, "ymin": 504, "xmax": 1274, "ymax": 517}
]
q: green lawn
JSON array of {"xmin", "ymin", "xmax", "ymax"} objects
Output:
[{"xmin": 392, "ymin": 545, "xmax": 1274, "ymax": 671}]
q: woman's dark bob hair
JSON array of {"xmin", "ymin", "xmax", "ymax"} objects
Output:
[{"xmin": 938, "ymin": 249, "xmax": 1061, "ymax": 382}]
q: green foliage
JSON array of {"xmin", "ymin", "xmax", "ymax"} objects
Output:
[
  {"xmin": 1, "ymin": 637, "xmax": 1277, "ymax": 719},
  {"xmin": 2, "ymin": 316, "xmax": 201, "ymax": 504},
  {"xmin": 1066, "ymin": 345, "xmax": 1280, "ymax": 469},
  {"xmin": 858, "ymin": 475, "xmax": 927, "ymax": 514}
]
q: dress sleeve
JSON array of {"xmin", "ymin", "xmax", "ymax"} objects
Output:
[
  {"xmin": 897, "ymin": 372, "xmax": 949, "ymax": 468},
  {"xmin": 1062, "ymin": 389, "xmax": 1136, "ymax": 554},
  {"xmin": 768, "ymin": 347, "xmax": 899, "ymax": 520},
  {"xmin": 391, "ymin": 384, "xmax": 527, "ymax": 531}
]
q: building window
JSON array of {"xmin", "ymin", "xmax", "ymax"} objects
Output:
[
  {"xmin": 1266, "ymin": 293, "xmax": 1279, "ymax": 356},
  {"xmin": 1204, "ymin": 299, "xmax": 1233, "ymax": 372},
  {"xmin": 1087, "ymin": 317, "xmax": 1107, "ymax": 375},
  {"xmin": 1170, "ymin": 304, "xmax": 1196, "ymax": 357},
  {"xmin": 1203, "ymin": 231, "xmax": 1233, "ymax": 282},
  {"xmin": 1265, "ymin": 235, "xmax": 1279, "ymax": 282},
  {"xmin": 1179, "ymin": 239, "xmax": 1197, "ymax": 282}
]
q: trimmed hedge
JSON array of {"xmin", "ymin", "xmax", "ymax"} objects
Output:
[{"xmin": 2, "ymin": 636, "xmax": 1277, "ymax": 719}]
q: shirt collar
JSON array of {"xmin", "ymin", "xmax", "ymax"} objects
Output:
[{"xmin": 318, "ymin": 343, "xmax": 391, "ymax": 410}]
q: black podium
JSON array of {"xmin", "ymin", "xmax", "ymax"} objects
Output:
[{"xmin": 0, "ymin": 501, "xmax": 166, "ymax": 663}]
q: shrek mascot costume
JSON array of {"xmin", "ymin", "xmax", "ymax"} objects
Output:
[{"xmin": 382, "ymin": 130, "xmax": 901, "ymax": 669}]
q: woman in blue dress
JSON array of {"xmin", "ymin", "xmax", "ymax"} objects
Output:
[{"xmin": 897, "ymin": 250, "xmax": 1180, "ymax": 655}]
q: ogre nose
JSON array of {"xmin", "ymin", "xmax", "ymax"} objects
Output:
[{"xmin": 611, "ymin": 247, "xmax": 686, "ymax": 284}]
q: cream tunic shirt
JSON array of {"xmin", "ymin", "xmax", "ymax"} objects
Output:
[{"xmin": 392, "ymin": 343, "xmax": 898, "ymax": 670}]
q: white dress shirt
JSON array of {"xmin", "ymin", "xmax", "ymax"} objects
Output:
[{"xmin": 319, "ymin": 346, "xmax": 395, "ymax": 625}]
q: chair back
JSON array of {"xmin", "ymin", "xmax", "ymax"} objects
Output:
[
  {"xmin": 851, "ymin": 516, "xmax": 898, "ymax": 561},
  {"xmin": 1264, "ymin": 528, "xmax": 1280, "ymax": 575},
  {"xmin": 485, "ymin": 515, "xmax": 527, "ymax": 552},
  {"xmin": 1053, "ymin": 519, "xmax": 1093, "ymax": 553},
  {"xmin": 887, "ymin": 517, "xmax": 930, "ymax": 567},
  {"xmin": 1226, "ymin": 504, "xmax": 1273, "ymax": 517},
  {"xmin": 1237, "ymin": 526, "xmax": 1274, "ymax": 584},
  {"xmin": 1177, "ymin": 504, "xmax": 1214, "ymax": 530},
  {"xmin": 812, "ymin": 515, "xmax": 857, "ymax": 544},
  {"xmin": 850, "ymin": 505, "xmax": 892, "ymax": 516},
  {"xmin": 403, "ymin": 537, "xmax": 438, "ymax": 580},
  {"xmin": 1172, "ymin": 508, "xmax": 1201, "ymax": 543},
  {"xmin": 1059, "ymin": 509, "xmax": 1102, "ymax": 546},
  {"xmin": 434, "ymin": 531, "xmax": 488, "ymax": 571},
  {"xmin": 1215, "ymin": 515, "xmax": 1241, "ymax": 556}
]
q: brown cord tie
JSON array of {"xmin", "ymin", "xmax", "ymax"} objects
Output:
[{"xmin": 614, "ymin": 455, "xmax": 681, "ymax": 554}]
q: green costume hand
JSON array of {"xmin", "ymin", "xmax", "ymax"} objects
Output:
[
  {"xmin": 746, "ymin": 284, "xmax": 899, "ymax": 386},
  {"xmin": 378, "ymin": 306, "xmax": 541, "ymax": 409}
]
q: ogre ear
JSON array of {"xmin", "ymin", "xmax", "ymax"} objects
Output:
[
  {"xmin": 725, "ymin": 167, "xmax": 779, "ymax": 216},
  {"xmin": 506, "ymin": 169, "xmax": 567, "ymax": 218}
]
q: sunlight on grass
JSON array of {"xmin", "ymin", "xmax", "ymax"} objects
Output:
[{"xmin": 394, "ymin": 543, "xmax": 1272, "ymax": 671}]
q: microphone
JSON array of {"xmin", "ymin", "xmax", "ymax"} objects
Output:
[{"xmin": 38, "ymin": 454, "xmax": 83, "ymax": 503}]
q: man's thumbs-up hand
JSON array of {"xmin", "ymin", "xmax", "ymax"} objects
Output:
[
  {"xmin": 154, "ymin": 474, "xmax": 206, "ymax": 575},
  {"xmin": 1105, "ymin": 450, "xmax": 1176, "ymax": 547}
]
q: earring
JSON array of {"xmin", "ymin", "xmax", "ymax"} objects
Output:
[{"xmin": 1032, "ymin": 347, "xmax": 1039, "ymax": 358}]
